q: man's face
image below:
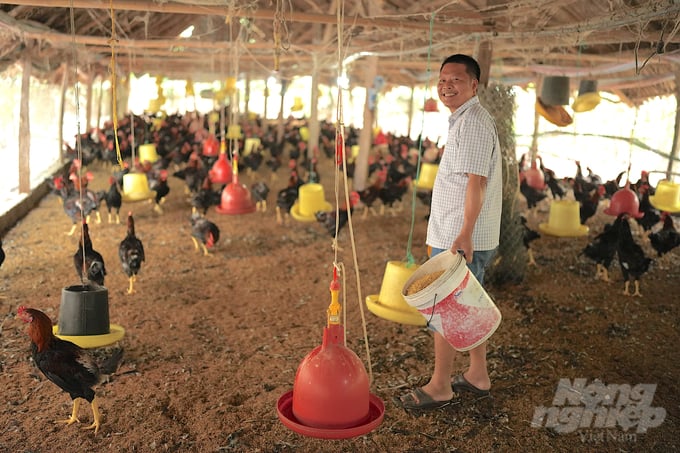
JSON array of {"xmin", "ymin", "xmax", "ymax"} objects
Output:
[{"xmin": 437, "ymin": 62, "xmax": 478, "ymax": 112}]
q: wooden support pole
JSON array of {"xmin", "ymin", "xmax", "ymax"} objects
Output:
[
  {"xmin": 407, "ymin": 85, "xmax": 415, "ymax": 139},
  {"xmin": 58, "ymin": 62, "xmax": 68, "ymax": 164},
  {"xmin": 354, "ymin": 55, "xmax": 378, "ymax": 191},
  {"xmin": 307, "ymin": 53, "xmax": 320, "ymax": 161},
  {"xmin": 667, "ymin": 70, "xmax": 680, "ymax": 179},
  {"xmin": 85, "ymin": 71, "xmax": 93, "ymax": 130},
  {"xmin": 18, "ymin": 47, "xmax": 32, "ymax": 194}
]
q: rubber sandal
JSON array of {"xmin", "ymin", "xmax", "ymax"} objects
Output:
[
  {"xmin": 452, "ymin": 374, "xmax": 490, "ymax": 396},
  {"xmin": 396, "ymin": 387, "xmax": 452, "ymax": 411}
]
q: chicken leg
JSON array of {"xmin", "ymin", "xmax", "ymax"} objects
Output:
[
  {"xmin": 527, "ymin": 248, "xmax": 537, "ymax": 266},
  {"xmin": 58, "ymin": 397, "xmax": 82, "ymax": 427},
  {"xmin": 623, "ymin": 280, "xmax": 642, "ymax": 297},
  {"xmin": 127, "ymin": 275, "xmax": 137, "ymax": 294},
  {"xmin": 82, "ymin": 396, "xmax": 102, "ymax": 435},
  {"xmin": 191, "ymin": 236, "xmax": 211, "ymax": 256}
]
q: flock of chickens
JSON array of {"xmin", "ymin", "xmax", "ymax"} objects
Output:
[
  {"xmin": 519, "ymin": 156, "xmax": 679, "ymax": 297},
  {"xmin": 14, "ymin": 112, "xmax": 437, "ymax": 436}
]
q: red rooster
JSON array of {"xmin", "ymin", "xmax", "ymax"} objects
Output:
[
  {"xmin": 190, "ymin": 208, "xmax": 220, "ymax": 256},
  {"xmin": 17, "ymin": 307, "xmax": 123, "ymax": 435},
  {"xmin": 118, "ymin": 212, "xmax": 145, "ymax": 294}
]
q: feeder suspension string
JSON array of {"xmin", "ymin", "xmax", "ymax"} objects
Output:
[
  {"xmin": 334, "ymin": 0, "xmax": 374, "ymax": 385},
  {"xmin": 68, "ymin": 0, "xmax": 87, "ymax": 282},
  {"xmin": 108, "ymin": 0, "xmax": 124, "ymax": 170}
]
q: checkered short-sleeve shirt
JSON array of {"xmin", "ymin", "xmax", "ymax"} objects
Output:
[{"xmin": 426, "ymin": 96, "xmax": 502, "ymax": 251}]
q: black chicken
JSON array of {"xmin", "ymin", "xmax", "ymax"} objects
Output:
[
  {"xmin": 190, "ymin": 209, "xmax": 220, "ymax": 256},
  {"xmin": 581, "ymin": 215, "xmax": 624, "ymax": 282},
  {"xmin": 315, "ymin": 192, "xmax": 360, "ymax": 238},
  {"xmin": 579, "ymin": 186, "xmax": 604, "ymax": 225},
  {"xmin": 149, "ymin": 169, "xmax": 170, "ymax": 214},
  {"xmin": 0, "ymin": 238, "xmax": 4, "ymax": 269},
  {"xmin": 521, "ymin": 215, "xmax": 541, "ymax": 266},
  {"xmin": 73, "ymin": 222, "xmax": 106, "ymax": 286},
  {"xmin": 191, "ymin": 176, "xmax": 222, "ymax": 215},
  {"xmin": 102, "ymin": 176, "xmax": 122, "ymax": 224},
  {"xmin": 118, "ymin": 212, "xmax": 145, "ymax": 294},
  {"xmin": 251, "ymin": 181, "xmax": 270, "ymax": 212},
  {"xmin": 617, "ymin": 215, "xmax": 653, "ymax": 297},
  {"xmin": 520, "ymin": 179, "xmax": 548, "ymax": 211},
  {"xmin": 275, "ymin": 170, "xmax": 303, "ymax": 224},
  {"xmin": 635, "ymin": 185, "xmax": 661, "ymax": 236},
  {"xmin": 63, "ymin": 189, "xmax": 102, "ymax": 236},
  {"xmin": 649, "ymin": 212, "xmax": 680, "ymax": 257}
]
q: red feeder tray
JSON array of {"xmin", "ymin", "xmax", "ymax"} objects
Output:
[
  {"xmin": 277, "ymin": 391, "xmax": 384, "ymax": 439},
  {"xmin": 215, "ymin": 174, "xmax": 256, "ymax": 215}
]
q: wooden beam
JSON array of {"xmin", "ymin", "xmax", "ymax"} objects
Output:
[
  {"xmin": 19, "ymin": 46, "xmax": 32, "ymax": 194},
  {"xmin": 3, "ymin": 0, "xmax": 486, "ymax": 32}
]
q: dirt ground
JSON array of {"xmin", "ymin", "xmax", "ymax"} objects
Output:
[{"xmin": 0, "ymin": 157, "xmax": 678, "ymax": 453}]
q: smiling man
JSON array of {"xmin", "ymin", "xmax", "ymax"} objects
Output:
[{"xmin": 399, "ymin": 54, "xmax": 502, "ymax": 410}]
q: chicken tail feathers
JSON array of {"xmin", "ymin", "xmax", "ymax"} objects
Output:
[{"xmin": 99, "ymin": 347, "xmax": 124, "ymax": 375}]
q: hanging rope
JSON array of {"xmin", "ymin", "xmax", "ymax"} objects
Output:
[
  {"xmin": 108, "ymin": 0, "xmax": 124, "ymax": 170},
  {"xmin": 68, "ymin": 0, "xmax": 87, "ymax": 282},
  {"xmin": 405, "ymin": 13, "xmax": 436, "ymax": 268},
  {"xmin": 332, "ymin": 0, "xmax": 375, "ymax": 385}
]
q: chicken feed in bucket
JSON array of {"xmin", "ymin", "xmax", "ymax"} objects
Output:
[{"xmin": 402, "ymin": 250, "xmax": 502, "ymax": 351}]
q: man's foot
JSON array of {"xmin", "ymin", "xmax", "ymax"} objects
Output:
[{"xmin": 452, "ymin": 374, "xmax": 490, "ymax": 396}]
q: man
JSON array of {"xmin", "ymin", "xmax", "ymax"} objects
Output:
[{"xmin": 400, "ymin": 54, "xmax": 502, "ymax": 409}]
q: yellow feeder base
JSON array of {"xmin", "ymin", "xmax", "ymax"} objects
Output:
[
  {"xmin": 366, "ymin": 260, "xmax": 426, "ymax": 326},
  {"xmin": 53, "ymin": 324, "xmax": 125, "ymax": 349},
  {"xmin": 366, "ymin": 294, "xmax": 426, "ymax": 326}
]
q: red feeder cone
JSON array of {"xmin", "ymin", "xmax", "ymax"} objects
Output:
[
  {"xmin": 604, "ymin": 182, "xmax": 643, "ymax": 218},
  {"xmin": 524, "ymin": 159, "xmax": 546, "ymax": 191},
  {"xmin": 215, "ymin": 153, "xmax": 256, "ymax": 215},
  {"xmin": 202, "ymin": 134, "xmax": 220, "ymax": 157},
  {"xmin": 277, "ymin": 274, "xmax": 384, "ymax": 439},
  {"xmin": 209, "ymin": 142, "xmax": 232, "ymax": 185}
]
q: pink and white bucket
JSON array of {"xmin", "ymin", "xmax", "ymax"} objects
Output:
[{"xmin": 401, "ymin": 250, "xmax": 502, "ymax": 351}]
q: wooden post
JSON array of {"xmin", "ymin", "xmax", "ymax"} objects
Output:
[
  {"xmin": 354, "ymin": 55, "xmax": 378, "ymax": 191},
  {"xmin": 276, "ymin": 79, "xmax": 287, "ymax": 144},
  {"xmin": 244, "ymin": 73, "xmax": 251, "ymax": 120},
  {"xmin": 406, "ymin": 85, "xmax": 415, "ymax": 138},
  {"xmin": 18, "ymin": 47, "xmax": 32, "ymax": 194},
  {"xmin": 475, "ymin": 40, "xmax": 493, "ymax": 88},
  {"xmin": 96, "ymin": 75, "xmax": 103, "ymax": 129},
  {"xmin": 85, "ymin": 70, "xmax": 93, "ymax": 130},
  {"xmin": 58, "ymin": 62, "xmax": 68, "ymax": 164},
  {"xmin": 263, "ymin": 82, "xmax": 269, "ymax": 132},
  {"xmin": 307, "ymin": 53, "xmax": 320, "ymax": 161},
  {"xmin": 666, "ymin": 70, "xmax": 680, "ymax": 178}
]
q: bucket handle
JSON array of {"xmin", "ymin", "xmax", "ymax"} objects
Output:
[{"xmin": 425, "ymin": 293, "xmax": 438, "ymax": 328}]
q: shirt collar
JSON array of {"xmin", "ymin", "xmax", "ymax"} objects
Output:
[{"xmin": 448, "ymin": 96, "xmax": 479, "ymax": 125}]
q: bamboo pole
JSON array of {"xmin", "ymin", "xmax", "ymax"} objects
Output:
[
  {"xmin": 85, "ymin": 71, "xmax": 93, "ymax": 131},
  {"xmin": 19, "ymin": 48, "xmax": 32, "ymax": 194},
  {"xmin": 307, "ymin": 53, "xmax": 320, "ymax": 161},
  {"xmin": 666, "ymin": 70, "xmax": 680, "ymax": 179},
  {"xmin": 58, "ymin": 62, "xmax": 68, "ymax": 164},
  {"xmin": 354, "ymin": 55, "xmax": 379, "ymax": 191}
]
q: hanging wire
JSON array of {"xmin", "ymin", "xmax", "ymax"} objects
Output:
[
  {"xmin": 108, "ymin": 0, "xmax": 124, "ymax": 170},
  {"xmin": 405, "ymin": 13, "xmax": 436, "ymax": 268},
  {"xmin": 332, "ymin": 0, "xmax": 375, "ymax": 385},
  {"xmin": 68, "ymin": 0, "xmax": 87, "ymax": 282}
]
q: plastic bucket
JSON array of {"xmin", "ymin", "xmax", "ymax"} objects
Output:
[{"xmin": 401, "ymin": 250, "xmax": 501, "ymax": 351}]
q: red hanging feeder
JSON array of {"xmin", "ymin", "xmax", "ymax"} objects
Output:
[
  {"xmin": 423, "ymin": 98, "xmax": 439, "ymax": 112},
  {"xmin": 604, "ymin": 182, "xmax": 643, "ymax": 218},
  {"xmin": 202, "ymin": 134, "xmax": 220, "ymax": 157},
  {"xmin": 215, "ymin": 152, "xmax": 256, "ymax": 215},
  {"xmin": 208, "ymin": 140, "xmax": 232, "ymax": 185},
  {"xmin": 277, "ymin": 270, "xmax": 384, "ymax": 439},
  {"xmin": 523, "ymin": 159, "xmax": 546, "ymax": 191}
]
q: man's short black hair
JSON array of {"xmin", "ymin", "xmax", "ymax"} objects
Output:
[{"xmin": 440, "ymin": 54, "xmax": 481, "ymax": 81}]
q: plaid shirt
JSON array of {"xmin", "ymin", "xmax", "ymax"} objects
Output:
[{"xmin": 426, "ymin": 96, "xmax": 502, "ymax": 251}]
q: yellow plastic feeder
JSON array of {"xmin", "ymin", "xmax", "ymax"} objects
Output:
[
  {"xmin": 538, "ymin": 200, "xmax": 589, "ymax": 237},
  {"xmin": 227, "ymin": 124, "xmax": 242, "ymax": 140},
  {"xmin": 243, "ymin": 138, "xmax": 261, "ymax": 156},
  {"xmin": 649, "ymin": 180, "xmax": 680, "ymax": 213},
  {"xmin": 138, "ymin": 143, "xmax": 159, "ymax": 164},
  {"xmin": 366, "ymin": 261, "xmax": 426, "ymax": 326},
  {"xmin": 414, "ymin": 163, "xmax": 438, "ymax": 190},
  {"xmin": 121, "ymin": 173, "xmax": 156, "ymax": 202},
  {"xmin": 291, "ymin": 183, "xmax": 332, "ymax": 222}
]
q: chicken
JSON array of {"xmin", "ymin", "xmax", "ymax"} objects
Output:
[
  {"xmin": 275, "ymin": 170, "xmax": 303, "ymax": 225},
  {"xmin": 17, "ymin": 307, "xmax": 123, "ymax": 435},
  {"xmin": 635, "ymin": 185, "xmax": 661, "ymax": 237},
  {"xmin": 63, "ymin": 189, "xmax": 102, "ymax": 235},
  {"xmin": 118, "ymin": 212, "xmax": 145, "ymax": 294},
  {"xmin": 519, "ymin": 178, "xmax": 548, "ymax": 211},
  {"xmin": 579, "ymin": 185, "xmax": 604, "ymax": 225},
  {"xmin": 315, "ymin": 192, "xmax": 360, "ymax": 238},
  {"xmin": 190, "ymin": 209, "xmax": 220, "ymax": 256},
  {"xmin": 102, "ymin": 176, "xmax": 123, "ymax": 224},
  {"xmin": 581, "ymin": 215, "xmax": 623, "ymax": 282},
  {"xmin": 191, "ymin": 176, "xmax": 222, "ymax": 215},
  {"xmin": 617, "ymin": 215, "xmax": 653, "ymax": 297},
  {"xmin": 149, "ymin": 169, "xmax": 170, "ymax": 214},
  {"xmin": 251, "ymin": 181, "xmax": 270, "ymax": 212},
  {"xmin": 521, "ymin": 215, "xmax": 541, "ymax": 266},
  {"xmin": 73, "ymin": 221, "xmax": 106, "ymax": 286},
  {"xmin": 649, "ymin": 212, "xmax": 680, "ymax": 257}
]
